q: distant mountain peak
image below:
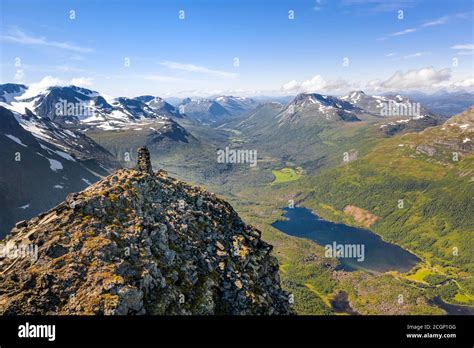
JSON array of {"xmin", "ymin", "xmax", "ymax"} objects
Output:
[
  {"xmin": 0, "ymin": 83, "xmax": 28, "ymax": 103},
  {"xmin": 348, "ymin": 90, "xmax": 366, "ymax": 98},
  {"xmin": 279, "ymin": 93, "xmax": 361, "ymax": 124}
]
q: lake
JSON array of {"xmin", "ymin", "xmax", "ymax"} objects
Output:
[
  {"xmin": 431, "ymin": 297, "xmax": 474, "ymax": 315},
  {"xmin": 272, "ymin": 207, "xmax": 420, "ymax": 273}
]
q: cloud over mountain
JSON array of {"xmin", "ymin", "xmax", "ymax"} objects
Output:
[
  {"xmin": 380, "ymin": 67, "xmax": 451, "ymax": 89},
  {"xmin": 282, "ymin": 75, "xmax": 352, "ymax": 94}
]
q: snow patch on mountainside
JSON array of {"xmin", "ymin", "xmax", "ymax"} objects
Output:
[
  {"xmin": 4, "ymin": 134, "xmax": 27, "ymax": 147},
  {"xmin": 47, "ymin": 158, "xmax": 63, "ymax": 171}
]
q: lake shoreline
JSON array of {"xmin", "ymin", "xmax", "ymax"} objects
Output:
[
  {"xmin": 301, "ymin": 203, "xmax": 428, "ymax": 273},
  {"xmin": 272, "ymin": 206, "xmax": 421, "ymax": 274},
  {"xmin": 273, "ymin": 204, "xmax": 474, "ymax": 313}
]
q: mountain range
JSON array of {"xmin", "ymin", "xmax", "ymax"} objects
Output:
[
  {"xmin": 1, "ymin": 81, "xmax": 473, "ymax": 315},
  {"xmin": 177, "ymin": 95, "xmax": 259, "ymax": 124},
  {"xmin": 405, "ymin": 90, "xmax": 474, "ymax": 117},
  {"xmin": 0, "ymin": 83, "xmax": 460, "ymax": 236}
]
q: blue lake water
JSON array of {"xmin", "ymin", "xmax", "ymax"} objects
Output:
[
  {"xmin": 431, "ymin": 297, "xmax": 474, "ymax": 315},
  {"xmin": 272, "ymin": 207, "xmax": 420, "ymax": 273}
]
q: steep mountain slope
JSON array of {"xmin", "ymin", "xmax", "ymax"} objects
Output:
[
  {"xmin": 178, "ymin": 96, "xmax": 259, "ymax": 124},
  {"xmin": 0, "ymin": 149, "xmax": 291, "ymax": 315},
  {"xmin": 1, "ymin": 85, "xmax": 172, "ymax": 130},
  {"xmin": 280, "ymin": 93, "xmax": 362, "ymax": 124},
  {"xmin": 83, "ymin": 115, "xmax": 221, "ymax": 185},
  {"xmin": 0, "ymin": 85, "xmax": 220, "ymax": 187},
  {"xmin": 0, "ymin": 106, "xmax": 120, "ymax": 237},
  {"xmin": 377, "ymin": 114, "xmax": 442, "ymax": 136},
  {"xmin": 0, "ymin": 84, "xmax": 27, "ymax": 103},
  {"xmin": 179, "ymin": 97, "xmax": 230, "ymax": 123},
  {"xmin": 86, "ymin": 117, "xmax": 196, "ymax": 156},
  {"xmin": 0, "ymin": 84, "xmax": 205, "ymax": 182},
  {"xmin": 213, "ymin": 96, "xmax": 259, "ymax": 116},
  {"xmin": 219, "ymin": 92, "xmax": 446, "ymax": 175},
  {"xmin": 6, "ymin": 106, "xmax": 119, "ymax": 170},
  {"xmin": 226, "ymin": 95, "xmax": 382, "ymax": 173},
  {"xmin": 340, "ymin": 91, "xmax": 434, "ymax": 117},
  {"xmin": 223, "ymin": 102, "xmax": 285, "ymax": 134},
  {"xmin": 135, "ymin": 95, "xmax": 183, "ymax": 119}
]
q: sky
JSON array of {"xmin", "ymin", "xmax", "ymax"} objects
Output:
[{"xmin": 0, "ymin": 0, "xmax": 473, "ymax": 97}]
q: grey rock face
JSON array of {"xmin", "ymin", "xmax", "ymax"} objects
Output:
[{"xmin": 0, "ymin": 161, "xmax": 291, "ymax": 315}]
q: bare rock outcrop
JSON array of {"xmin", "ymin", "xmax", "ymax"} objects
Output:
[{"xmin": 0, "ymin": 148, "xmax": 291, "ymax": 315}]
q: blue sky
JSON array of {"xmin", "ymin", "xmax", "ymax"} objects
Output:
[{"xmin": 1, "ymin": 0, "xmax": 473, "ymax": 97}]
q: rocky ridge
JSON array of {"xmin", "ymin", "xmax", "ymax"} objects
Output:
[{"xmin": 0, "ymin": 148, "xmax": 291, "ymax": 315}]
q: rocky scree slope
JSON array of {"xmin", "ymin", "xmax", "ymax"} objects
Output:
[{"xmin": 0, "ymin": 148, "xmax": 291, "ymax": 315}]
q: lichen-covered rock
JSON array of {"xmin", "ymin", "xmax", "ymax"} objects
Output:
[{"xmin": 0, "ymin": 150, "xmax": 291, "ymax": 315}]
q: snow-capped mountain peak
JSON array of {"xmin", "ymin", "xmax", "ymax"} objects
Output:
[
  {"xmin": 341, "ymin": 90, "xmax": 434, "ymax": 117},
  {"xmin": 0, "ymin": 83, "xmax": 28, "ymax": 103},
  {"xmin": 134, "ymin": 95, "xmax": 182, "ymax": 118},
  {"xmin": 0, "ymin": 84, "xmax": 184, "ymax": 130},
  {"xmin": 278, "ymin": 93, "xmax": 361, "ymax": 124}
]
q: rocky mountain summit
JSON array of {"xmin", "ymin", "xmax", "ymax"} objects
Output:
[{"xmin": 0, "ymin": 148, "xmax": 291, "ymax": 315}]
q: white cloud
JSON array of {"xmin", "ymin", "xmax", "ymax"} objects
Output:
[
  {"xmin": 452, "ymin": 77, "xmax": 474, "ymax": 88},
  {"xmin": 143, "ymin": 75, "xmax": 186, "ymax": 82},
  {"xmin": 301, "ymin": 75, "xmax": 327, "ymax": 91},
  {"xmin": 421, "ymin": 16, "xmax": 449, "ymax": 27},
  {"xmin": 380, "ymin": 15, "xmax": 451, "ymax": 40},
  {"xmin": 0, "ymin": 28, "xmax": 93, "ymax": 53},
  {"xmin": 281, "ymin": 75, "xmax": 351, "ymax": 93},
  {"xmin": 313, "ymin": 0, "xmax": 324, "ymax": 11},
  {"xmin": 366, "ymin": 79, "xmax": 383, "ymax": 91},
  {"xmin": 451, "ymin": 44, "xmax": 474, "ymax": 50},
  {"xmin": 56, "ymin": 65, "xmax": 86, "ymax": 73},
  {"xmin": 21, "ymin": 76, "xmax": 94, "ymax": 98},
  {"xmin": 403, "ymin": 52, "xmax": 427, "ymax": 59},
  {"xmin": 167, "ymin": 88, "xmax": 225, "ymax": 98},
  {"xmin": 391, "ymin": 28, "xmax": 418, "ymax": 37},
  {"xmin": 282, "ymin": 80, "xmax": 299, "ymax": 91},
  {"xmin": 70, "ymin": 55, "xmax": 85, "ymax": 61},
  {"xmin": 342, "ymin": 0, "xmax": 419, "ymax": 13},
  {"xmin": 366, "ymin": 68, "xmax": 474, "ymax": 92},
  {"xmin": 377, "ymin": 67, "xmax": 451, "ymax": 89},
  {"xmin": 70, "ymin": 77, "xmax": 94, "ymax": 87},
  {"xmin": 160, "ymin": 61, "xmax": 238, "ymax": 79},
  {"xmin": 21, "ymin": 76, "xmax": 64, "ymax": 98}
]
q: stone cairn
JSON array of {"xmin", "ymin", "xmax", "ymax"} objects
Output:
[{"xmin": 136, "ymin": 147, "xmax": 153, "ymax": 174}]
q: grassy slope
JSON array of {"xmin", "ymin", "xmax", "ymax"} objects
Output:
[{"xmin": 287, "ymin": 123, "xmax": 474, "ymax": 306}]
